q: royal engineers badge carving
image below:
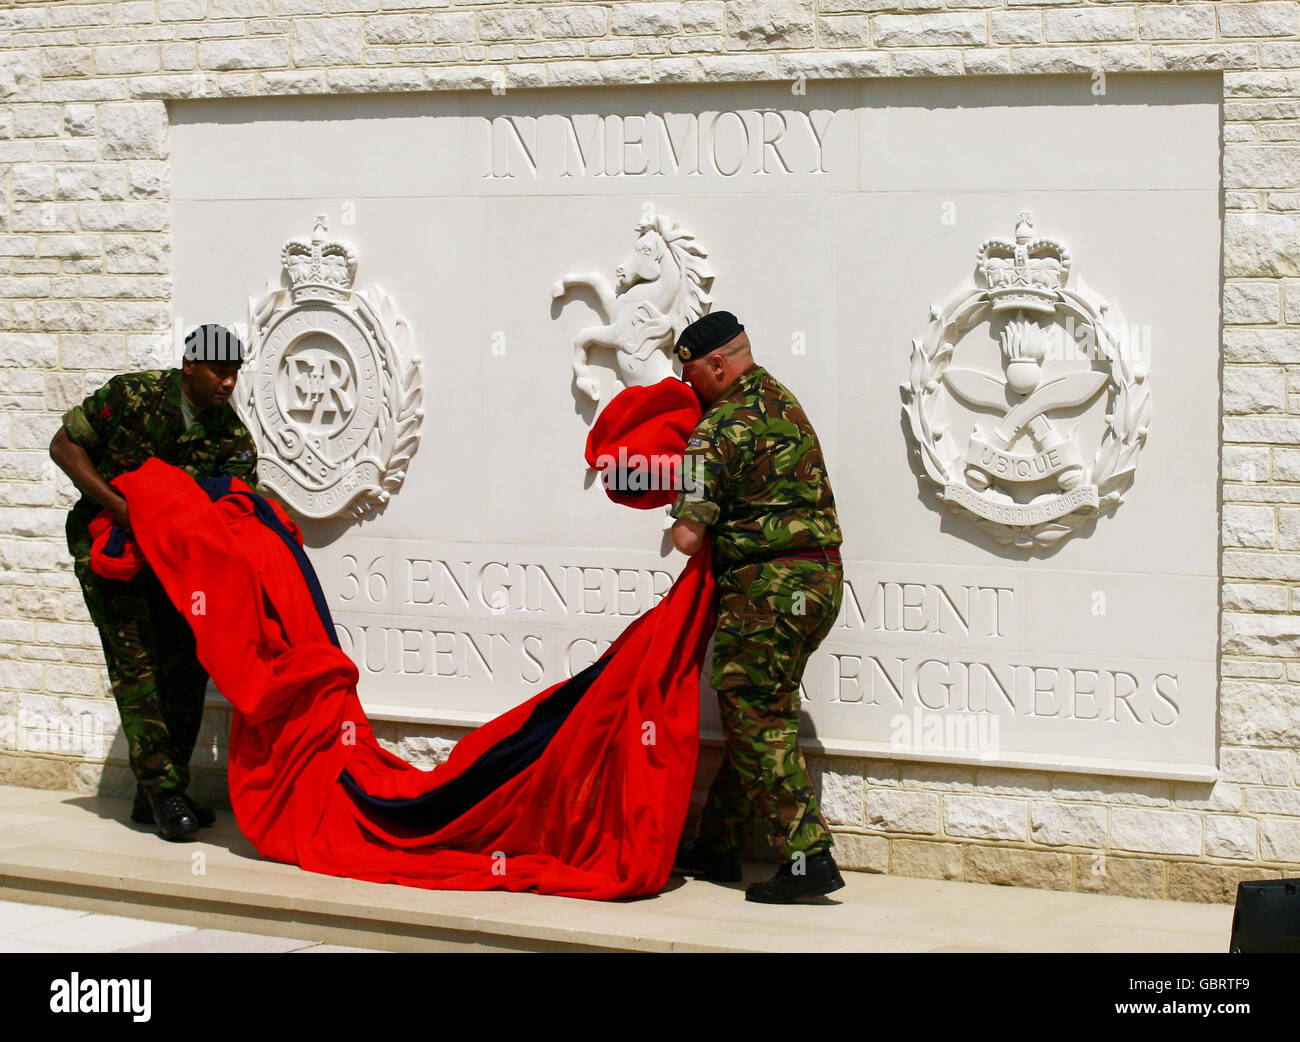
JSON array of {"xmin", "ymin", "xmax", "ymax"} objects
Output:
[
  {"xmin": 238, "ymin": 216, "xmax": 424, "ymax": 521},
  {"xmin": 901, "ymin": 211, "xmax": 1151, "ymax": 550}
]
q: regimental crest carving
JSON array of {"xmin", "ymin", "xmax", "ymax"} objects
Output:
[
  {"xmin": 552, "ymin": 208, "xmax": 714, "ymax": 404},
  {"xmin": 901, "ymin": 211, "xmax": 1151, "ymax": 550},
  {"xmin": 238, "ymin": 215, "xmax": 424, "ymax": 521}
]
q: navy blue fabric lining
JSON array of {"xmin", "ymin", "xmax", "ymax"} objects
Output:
[
  {"xmin": 214, "ymin": 486, "xmax": 341, "ymax": 650},
  {"xmin": 195, "ymin": 475, "xmax": 234, "ymax": 501},
  {"xmin": 148, "ymin": 475, "xmax": 342, "ymax": 649},
  {"xmin": 103, "ymin": 524, "xmax": 128, "ymax": 558},
  {"xmin": 102, "ymin": 475, "xmax": 336, "ymax": 651},
  {"xmin": 341, "ymin": 653, "xmax": 612, "ymax": 833},
  {"xmin": 102, "ymin": 475, "xmax": 237, "ymax": 558},
  {"xmin": 179, "ymin": 472, "xmax": 609, "ymax": 833}
]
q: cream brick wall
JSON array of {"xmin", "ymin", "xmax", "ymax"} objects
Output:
[{"xmin": 2, "ymin": 0, "xmax": 1299, "ymax": 903}]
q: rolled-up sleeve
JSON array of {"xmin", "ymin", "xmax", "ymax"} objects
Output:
[
  {"xmin": 670, "ymin": 427, "xmax": 732, "ymax": 526},
  {"xmin": 61, "ymin": 376, "xmax": 125, "ymax": 454}
]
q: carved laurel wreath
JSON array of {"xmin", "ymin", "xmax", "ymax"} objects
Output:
[
  {"xmin": 242, "ymin": 284, "xmax": 424, "ymax": 521},
  {"xmin": 901, "ymin": 277, "xmax": 1151, "ymax": 550},
  {"xmin": 351, "ymin": 286, "xmax": 423, "ymax": 519},
  {"xmin": 238, "ymin": 282, "xmax": 279, "ymax": 435}
]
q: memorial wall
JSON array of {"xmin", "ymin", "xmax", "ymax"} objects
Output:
[
  {"xmin": 171, "ymin": 74, "xmax": 1219, "ymax": 780},
  {"xmin": 4, "ymin": 0, "xmax": 1300, "ymax": 900}
]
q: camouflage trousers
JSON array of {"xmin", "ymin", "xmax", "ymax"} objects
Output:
[
  {"xmin": 694, "ymin": 556, "xmax": 843, "ymax": 861},
  {"xmin": 73, "ymin": 556, "xmax": 208, "ymax": 797}
]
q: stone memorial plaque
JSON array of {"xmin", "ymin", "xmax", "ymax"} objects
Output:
[{"xmin": 171, "ymin": 73, "xmax": 1221, "ymax": 780}]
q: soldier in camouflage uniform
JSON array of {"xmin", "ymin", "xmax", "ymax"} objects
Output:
[
  {"xmin": 668, "ymin": 311, "xmax": 846, "ymax": 903},
  {"xmin": 49, "ymin": 325, "xmax": 260, "ymax": 840}
]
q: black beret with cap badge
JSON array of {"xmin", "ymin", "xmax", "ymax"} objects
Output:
[{"xmin": 675, "ymin": 311, "xmax": 744, "ymax": 362}]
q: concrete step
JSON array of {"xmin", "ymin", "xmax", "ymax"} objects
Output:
[
  {"xmin": 0, "ymin": 896, "xmax": 387, "ymax": 953},
  {"xmin": 0, "ymin": 784, "xmax": 1234, "ymax": 953}
]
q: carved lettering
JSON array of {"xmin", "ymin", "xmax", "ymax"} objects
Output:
[
  {"xmin": 388, "ymin": 557, "xmax": 680, "ymax": 617},
  {"xmin": 847, "ymin": 580, "xmax": 1017, "ymax": 639},
  {"xmin": 486, "ymin": 110, "xmax": 837, "ymax": 179}
]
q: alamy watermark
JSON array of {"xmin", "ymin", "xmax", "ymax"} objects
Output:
[
  {"xmin": 0, "ymin": 708, "xmax": 110, "ymax": 758},
  {"xmin": 591, "ymin": 447, "xmax": 702, "ymax": 495},
  {"xmin": 1041, "ymin": 315, "xmax": 1152, "ymax": 367},
  {"xmin": 889, "ymin": 708, "xmax": 1000, "ymax": 760}
]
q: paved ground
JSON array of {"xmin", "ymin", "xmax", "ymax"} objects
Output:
[
  {"xmin": 0, "ymin": 783, "xmax": 1235, "ymax": 953},
  {"xmin": 0, "ymin": 897, "xmax": 384, "ymax": 953}
]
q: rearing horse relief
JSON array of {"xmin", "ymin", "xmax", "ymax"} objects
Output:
[{"xmin": 552, "ymin": 211, "xmax": 714, "ymax": 403}]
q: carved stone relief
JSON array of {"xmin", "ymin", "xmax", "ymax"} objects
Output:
[
  {"xmin": 237, "ymin": 216, "xmax": 425, "ymax": 521},
  {"xmin": 902, "ymin": 211, "xmax": 1151, "ymax": 550},
  {"xmin": 552, "ymin": 209, "xmax": 713, "ymax": 402}
]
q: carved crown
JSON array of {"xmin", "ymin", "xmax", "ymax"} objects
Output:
[
  {"xmin": 975, "ymin": 211, "xmax": 1070, "ymax": 315},
  {"xmin": 282, "ymin": 215, "xmax": 358, "ymax": 304}
]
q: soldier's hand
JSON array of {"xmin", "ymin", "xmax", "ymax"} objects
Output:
[
  {"xmin": 110, "ymin": 498, "xmax": 132, "ymax": 536},
  {"xmin": 671, "ymin": 517, "xmax": 707, "ymax": 556}
]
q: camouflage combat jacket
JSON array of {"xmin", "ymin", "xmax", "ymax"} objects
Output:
[
  {"xmin": 61, "ymin": 367, "xmax": 260, "ymax": 563},
  {"xmin": 669, "ymin": 365, "xmax": 842, "ymax": 569}
]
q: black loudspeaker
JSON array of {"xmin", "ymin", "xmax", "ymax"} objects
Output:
[{"xmin": 1230, "ymin": 878, "xmax": 1300, "ymax": 953}]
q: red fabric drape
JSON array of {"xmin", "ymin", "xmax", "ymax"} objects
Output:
[
  {"xmin": 88, "ymin": 509, "xmax": 149, "ymax": 581},
  {"xmin": 585, "ymin": 377, "xmax": 702, "ymax": 509},
  {"xmin": 105, "ymin": 380, "xmax": 715, "ymax": 900}
]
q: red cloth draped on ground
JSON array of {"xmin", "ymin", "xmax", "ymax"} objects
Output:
[{"xmin": 105, "ymin": 379, "xmax": 714, "ymax": 900}]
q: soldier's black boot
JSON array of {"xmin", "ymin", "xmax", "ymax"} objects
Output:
[
  {"xmin": 130, "ymin": 785, "xmax": 153, "ymax": 824},
  {"xmin": 183, "ymin": 794, "xmax": 216, "ymax": 828},
  {"xmin": 745, "ymin": 849, "xmax": 845, "ymax": 904},
  {"xmin": 672, "ymin": 838, "xmax": 743, "ymax": 883},
  {"xmin": 132, "ymin": 785, "xmax": 215, "ymax": 828},
  {"xmin": 146, "ymin": 790, "xmax": 201, "ymax": 842}
]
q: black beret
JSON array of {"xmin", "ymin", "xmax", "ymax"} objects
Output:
[
  {"xmin": 184, "ymin": 323, "xmax": 245, "ymax": 364},
  {"xmin": 675, "ymin": 311, "xmax": 744, "ymax": 362}
]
